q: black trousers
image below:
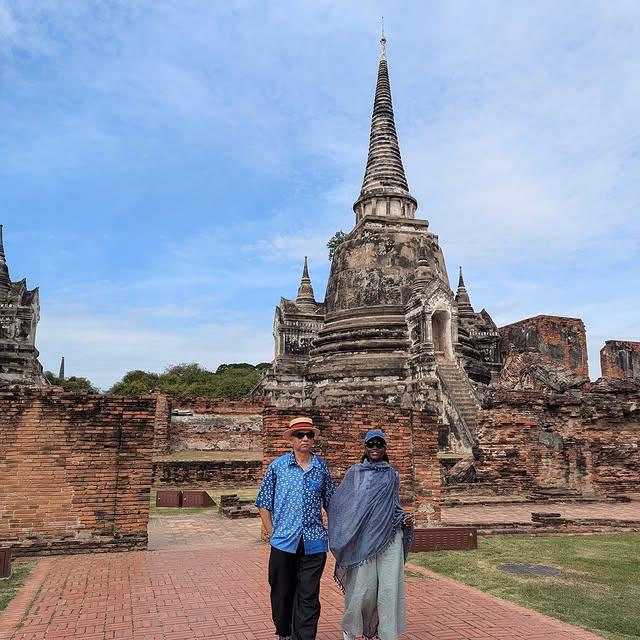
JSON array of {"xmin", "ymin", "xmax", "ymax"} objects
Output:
[{"xmin": 268, "ymin": 540, "xmax": 327, "ymax": 640}]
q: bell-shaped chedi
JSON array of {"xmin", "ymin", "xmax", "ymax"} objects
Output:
[
  {"xmin": 306, "ymin": 37, "xmax": 451, "ymax": 401},
  {"xmin": 0, "ymin": 225, "xmax": 46, "ymax": 386}
]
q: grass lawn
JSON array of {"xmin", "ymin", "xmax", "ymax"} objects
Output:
[
  {"xmin": 149, "ymin": 487, "xmax": 259, "ymax": 516},
  {"xmin": 409, "ymin": 534, "xmax": 640, "ymax": 640},
  {"xmin": 0, "ymin": 560, "xmax": 36, "ymax": 612}
]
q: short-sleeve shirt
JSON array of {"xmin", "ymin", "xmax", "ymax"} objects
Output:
[{"xmin": 255, "ymin": 451, "xmax": 334, "ymax": 554}]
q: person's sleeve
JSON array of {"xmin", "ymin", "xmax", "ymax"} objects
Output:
[
  {"xmin": 323, "ymin": 463, "xmax": 335, "ymax": 510},
  {"xmin": 255, "ymin": 463, "xmax": 276, "ymax": 511}
]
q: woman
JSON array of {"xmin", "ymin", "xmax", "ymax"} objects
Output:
[{"xmin": 328, "ymin": 429, "xmax": 414, "ymax": 640}]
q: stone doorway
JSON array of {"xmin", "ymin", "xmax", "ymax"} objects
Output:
[{"xmin": 432, "ymin": 309, "xmax": 453, "ymax": 359}]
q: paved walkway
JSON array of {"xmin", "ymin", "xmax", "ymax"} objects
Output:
[
  {"xmin": 0, "ymin": 512, "xmax": 606, "ymax": 640},
  {"xmin": 442, "ymin": 499, "xmax": 640, "ymax": 525}
]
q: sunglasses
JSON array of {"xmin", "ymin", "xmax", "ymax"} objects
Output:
[
  {"xmin": 293, "ymin": 431, "xmax": 315, "ymax": 439},
  {"xmin": 366, "ymin": 440, "xmax": 386, "ymax": 449}
]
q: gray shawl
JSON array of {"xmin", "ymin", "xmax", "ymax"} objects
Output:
[{"xmin": 328, "ymin": 460, "xmax": 413, "ymax": 590}]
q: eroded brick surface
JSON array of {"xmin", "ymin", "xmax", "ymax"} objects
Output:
[
  {"xmin": 500, "ymin": 315, "xmax": 589, "ymax": 378},
  {"xmin": 601, "ymin": 340, "xmax": 640, "ymax": 380},
  {"xmin": 0, "ymin": 387, "xmax": 155, "ymax": 555}
]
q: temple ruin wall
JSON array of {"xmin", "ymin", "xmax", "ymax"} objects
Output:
[{"xmin": 0, "ymin": 388, "xmax": 155, "ymax": 555}]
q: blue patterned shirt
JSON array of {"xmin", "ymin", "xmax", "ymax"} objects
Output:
[{"xmin": 255, "ymin": 452, "xmax": 334, "ymax": 554}]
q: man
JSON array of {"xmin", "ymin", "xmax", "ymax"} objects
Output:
[{"xmin": 256, "ymin": 416, "xmax": 335, "ymax": 640}]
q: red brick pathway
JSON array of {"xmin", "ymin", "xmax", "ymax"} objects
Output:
[{"xmin": 0, "ymin": 520, "xmax": 604, "ymax": 640}]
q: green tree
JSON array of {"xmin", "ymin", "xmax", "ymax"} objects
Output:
[
  {"xmin": 44, "ymin": 371, "xmax": 98, "ymax": 392},
  {"xmin": 106, "ymin": 362, "xmax": 269, "ymax": 398},
  {"xmin": 327, "ymin": 230, "xmax": 348, "ymax": 260}
]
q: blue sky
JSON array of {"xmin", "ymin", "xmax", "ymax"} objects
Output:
[{"xmin": 1, "ymin": 1, "xmax": 639, "ymax": 389}]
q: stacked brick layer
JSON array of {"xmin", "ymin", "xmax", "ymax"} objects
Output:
[
  {"xmin": 262, "ymin": 404, "xmax": 441, "ymax": 522},
  {"xmin": 0, "ymin": 388, "xmax": 155, "ymax": 555},
  {"xmin": 475, "ymin": 380, "xmax": 640, "ymax": 494},
  {"xmin": 152, "ymin": 459, "xmax": 261, "ymax": 487}
]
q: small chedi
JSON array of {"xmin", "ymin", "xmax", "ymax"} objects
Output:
[{"xmin": 0, "ymin": 224, "xmax": 45, "ymax": 386}]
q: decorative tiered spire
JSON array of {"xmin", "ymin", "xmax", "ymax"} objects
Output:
[
  {"xmin": 58, "ymin": 356, "xmax": 65, "ymax": 380},
  {"xmin": 455, "ymin": 266, "xmax": 474, "ymax": 316},
  {"xmin": 353, "ymin": 32, "xmax": 417, "ymax": 222},
  {"xmin": 295, "ymin": 257, "xmax": 316, "ymax": 308},
  {"xmin": 0, "ymin": 225, "xmax": 10, "ymax": 293}
]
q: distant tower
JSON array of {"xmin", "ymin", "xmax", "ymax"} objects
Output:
[
  {"xmin": 0, "ymin": 225, "xmax": 46, "ymax": 386},
  {"xmin": 58, "ymin": 356, "xmax": 65, "ymax": 380}
]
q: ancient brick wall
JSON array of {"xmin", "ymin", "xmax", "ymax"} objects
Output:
[
  {"xmin": 601, "ymin": 340, "xmax": 640, "ymax": 380},
  {"xmin": 152, "ymin": 392, "xmax": 172, "ymax": 456},
  {"xmin": 500, "ymin": 315, "xmax": 589, "ymax": 378},
  {"xmin": 152, "ymin": 459, "xmax": 261, "ymax": 487},
  {"xmin": 261, "ymin": 404, "xmax": 441, "ymax": 522},
  {"xmin": 0, "ymin": 388, "xmax": 156, "ymax": 555},
  {"xmin": 151, "ymin": 397, "xmax": 267, "ymax": 455},
  {"xmin": 475, "ymin": 380, "xmax": 640, "ymax": 495}
]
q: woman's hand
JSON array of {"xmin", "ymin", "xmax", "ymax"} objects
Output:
[{"xmin": 403, "ymin": 512, "xmax": 414, "ymax": 528}]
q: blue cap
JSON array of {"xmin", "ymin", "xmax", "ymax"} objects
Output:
[{"xmin": 364, "ymin": 429, "xmax": 386, "ymax": 443}]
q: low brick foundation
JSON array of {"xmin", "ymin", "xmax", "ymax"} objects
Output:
[
  {"xmin": 152, "ymin": 459, "xmax": 261, "ymax": 487},
  {"xmin": 0, "ymin": 387, "xmax": 155, "ymax": 556}
]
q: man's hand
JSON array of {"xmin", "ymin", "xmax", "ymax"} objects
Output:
[
  {"xmin": 403, "ymin": 512, "xmax": 414, "ymax": 528},
  {"xmin": 259, "ymin": 507, "xmax": 273, "ymax": 537}
]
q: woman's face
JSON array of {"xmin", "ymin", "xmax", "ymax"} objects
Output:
[{"xmin": 365, "ymin": 437, "xmax": 386, "ymax": 462}]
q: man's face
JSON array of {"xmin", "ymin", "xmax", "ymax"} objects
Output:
[{"xmin": 289, "ymin": 430, "xmax": 315, "ymax": 454}]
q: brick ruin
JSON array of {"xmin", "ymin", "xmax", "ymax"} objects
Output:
[
  {"xmin": 167, "ymin": 397, "xmax": 266, "ymax": 453},
  {"xmin": 0, "ymin": 388, "xmax": 155, "ymax": 555},
  {"xmin": 601, "ymin": 340, "xmax": 640, "ymax": 380}
]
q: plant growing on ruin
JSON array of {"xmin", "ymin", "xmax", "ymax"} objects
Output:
[{"xmin": 327, "ymin": 230, "xmax": 348, "ymax": 260}]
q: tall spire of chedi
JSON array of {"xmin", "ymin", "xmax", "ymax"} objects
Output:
[
  {"xmin": 353, "ymin": 33, "xmax": 418, "ymax": 223},
  {"xmin": 455, "ymin": 266, "xmax": 474, "ymax": 316},
  {"xmin": 295, "ymin": 256, "xmax": 316, "ymax": 309},
  {"xmin": 0, "ymin": 224, "xmax": 11, "ymax": 293}
]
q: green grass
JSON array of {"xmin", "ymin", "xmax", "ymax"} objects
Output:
[
  {"xmin": 0, "ymin": 560, "xmax": 37, "ymax": 612},
  {"xmin": 149, "ymin": 487, "xmax": 259, "ymax": 516},
  {"xmin": 409, "ymin": 534, "xmax": 640, "ymax": 640}
]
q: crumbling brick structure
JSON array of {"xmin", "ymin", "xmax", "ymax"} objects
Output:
[
  {"xmin": 262, "ymin": 404, "xmax": 442, "ymax": 522},
  {"xmin": 474, "ymin": 379, "xmax": 640, "ymax": 495},
  {"xmin": 500, "ymin": 315, "xmax": 589, "ymax": 378},
  {"xmin": 153, "ymin": 459, "xmax": 261, "ymax": 487},
  {"xmin": 0, "ymin": 388, "xmax": 155, "ymax": 555},
  {"xmin": 165, "ymin": 397, "xmax": 266, "ymax": 453},
  {"xmin": 601, "ymin": 340, "xmax": 640, "ymax": 380}
]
